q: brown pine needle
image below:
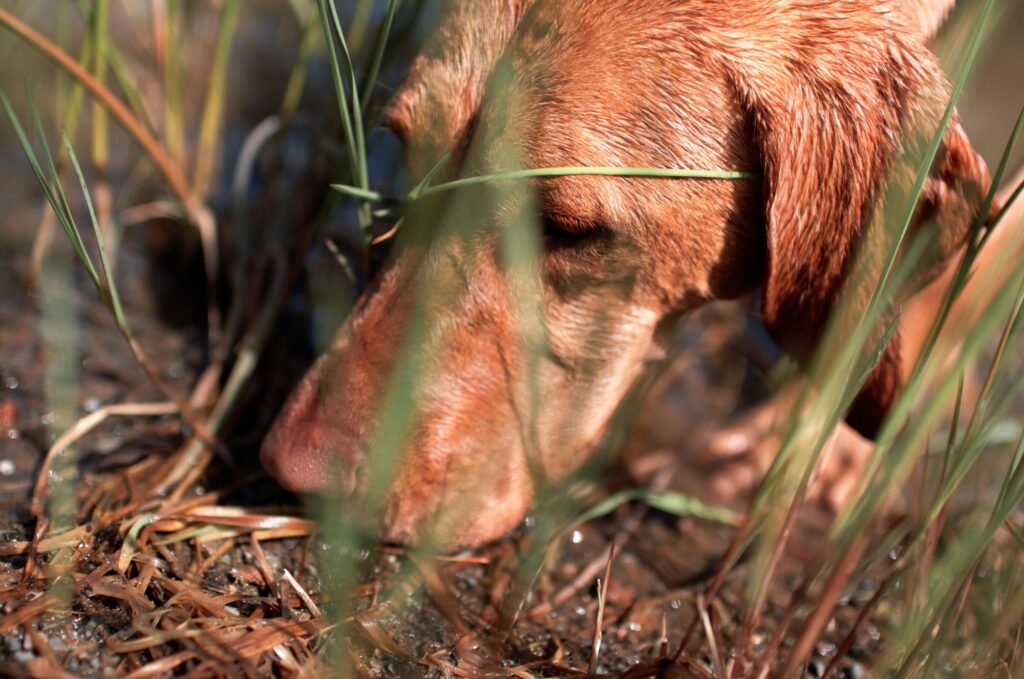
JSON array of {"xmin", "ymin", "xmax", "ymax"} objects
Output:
[
  {"xmin": 282, "ymin": 569, "xmax": 323, "ymax": 618},
  {"xmin": 589, "ymin": 542, "xmax": 617, "ymax": 675}
]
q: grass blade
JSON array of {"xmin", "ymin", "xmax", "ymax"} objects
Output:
[
  {"xmin": 193, "ymin": 0, "xmax": 241, "ymax": 195},
  {"xmin": 64, "ymin": 132, "xmax": 127, "ymax": 332},
  {"xmin": 360, "ymin": 0, "xmax": 400, "ymax": 117},
  {"xmin": 1, "ymin": 89, "xmax": 100, "ymax": 287}
]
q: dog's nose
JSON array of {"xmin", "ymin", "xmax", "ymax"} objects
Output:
[
  {"xmin": 259, "ymin": 417, "xmax": 330, "ymax": 494},
  {"xmin": 260, "ymin": 364, "xmax": 363, "ymax": 495},
  {"xmin": 260, "ymin": 412, "xmax": 365, "ymax": 495}
]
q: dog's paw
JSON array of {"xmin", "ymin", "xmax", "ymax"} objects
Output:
[{"xmin": 691, "ymin": 398, "xmax": 874, "ymax": 511}]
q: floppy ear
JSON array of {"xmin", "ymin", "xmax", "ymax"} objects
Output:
[
  {"xmin": 725, "ymin": 18, "xmax": 990, "ymax": 437},
  {"xmin": 898, "ymin": 0, "xmax": 958, "ymax": 39}
]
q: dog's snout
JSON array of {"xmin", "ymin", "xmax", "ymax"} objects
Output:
[{"xmin": 261, "ymin": 413, "xmax": 364, "ymax": 496}]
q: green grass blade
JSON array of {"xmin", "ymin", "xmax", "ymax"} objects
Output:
[
  {"xmin": 408, "ymin": 150, "xmax": 452, "ymax": 198},
  {"xmin": 359, "ymin": 0, "xmax": 399, "ymax": 117},
  {"xmin": 160, "ymin": 0, "xmax": 187, "ymax": 164},
  {"xmin": 280, "ymin": 4, "xmax": 320, "ymax": 117},
  {"xmin": 330, "ymin": 183, "xmax": 383, "ymax": 201},
  {"xmin": 1, "ymin": 91, "xmax": 61, "ymax": 213},
  {"xmin": 193, "ymin": 0, "xmax": 241, "ymax": 195},
  {"xmin": 64, "ymin": 132, "xmax": 127, "ymax": 332},
  {"xmin": 89, "ymin": 0, "xmax": 109, "ymax": 172},
  {"xmin": 419, "ymin": 166, "xmax": 759, "ymax": 198},
  {"xmin": 573, "ymin": 488, "xmax": 740, "ymax": 529},
  {"xmin": 868, "ymin": 0, "xmax": 997, "ymax": 310},
  {"xmin": 316, "ymin": 0, "xmax": 363, "ymax": 198},
  {"xmin": 30, "ymin": 100, "xmax": 92, "ymax": 266},
  {"xmin": 991, "ymin": 170, "xmax": 1024, "ymax": 230},
  {"xmin": 978, "ymin": 102, "xmax": 1024, "ymax": 246},
  {"xmin": 332, "ymin": 165, "xmax": 758, "ymax": 204},
  {"xmin": 325, "ymin": 0, "xmax": 364, "ymax": 165},
  {"xmin": 71, "ymin": 0, "xmax": 154, "ymax": 131},
  {"xmin": 1, "ymin": 90, "xmax": 101, "ymax": 287},
  {"xmin": 60, "ymin": 0, "xmax": 98, "ymax": 151}
]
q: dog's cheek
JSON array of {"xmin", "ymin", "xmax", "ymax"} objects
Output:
[
  {"xmin": 382, "ymin": 417, "xmax": 535, "ymax": 549},
  {"xmin": 540, "ymin": 298, "xmax": 662, "ymax": 451},
  {"xmin": 374, "ymin": 364, "xmax": 534, "ymax": 547}
]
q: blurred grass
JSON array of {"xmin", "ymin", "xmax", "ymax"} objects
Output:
[{"xmin": 0, "ymin": 0, "xmax": 1022, "ymax": 677}]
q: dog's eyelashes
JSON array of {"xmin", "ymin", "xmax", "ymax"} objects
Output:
[{"xmin": 540, "ymin": 212, "xmax": 609, "ymax": 250}]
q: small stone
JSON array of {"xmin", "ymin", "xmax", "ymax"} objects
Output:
[{"xmin": 840, "ymin": 663, "xmax": 866, "ymax": 679}]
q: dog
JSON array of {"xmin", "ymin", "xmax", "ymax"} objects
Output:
[{"xmin": 261, "ymin": 0, "xmax": 995, "ymax": 549}]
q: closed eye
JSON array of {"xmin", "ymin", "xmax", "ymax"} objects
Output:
[{"xmin": 541, "ymin": 212, "xmax": 610, "ymax": 251}]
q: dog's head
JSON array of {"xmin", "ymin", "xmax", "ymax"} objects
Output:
[{"xmin": 261, "ymin": 0, "xmax": 989, "ymax": 548}]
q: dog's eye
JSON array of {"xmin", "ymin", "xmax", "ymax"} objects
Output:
[{"xmin": 541, "ymin": 213, "xmax": 608, "ymax": 250}]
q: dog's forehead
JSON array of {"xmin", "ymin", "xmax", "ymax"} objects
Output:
[
  {"xmin": 497, "ymin": 2, "xmax": 760, "ymax": 204},
  {"xmin": 505, "ymin": 4, "xmax": 696, "ymax": 152},
  {"xmin": 390, "ymin": 1, "xmax": 693, "ymax": 171},
  {"xmin": 391, "ymin": 0, "xmax": 944, "ymax": 166}
]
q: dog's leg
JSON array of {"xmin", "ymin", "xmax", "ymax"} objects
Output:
[{"xmin": 690, "ymin": 382, "xmax": 875, "ymax": 510}]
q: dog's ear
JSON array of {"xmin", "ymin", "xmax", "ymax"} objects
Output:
[
  {"xmin": 899, "ymin": 0, "xmax": 958, "ymax": 39},
  {"xmin": 724, "ymin": 16, "xmax": 989, "ymax": 437}
]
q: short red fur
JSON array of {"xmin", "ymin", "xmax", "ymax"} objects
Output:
[{"xmin": 261, "ymin": 0, "xmax": 993, "ymax": 549}]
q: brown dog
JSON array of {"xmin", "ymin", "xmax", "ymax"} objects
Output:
[{"xmin": 261, "ymin": 0, "xmax": 992, "ymax": 549}]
